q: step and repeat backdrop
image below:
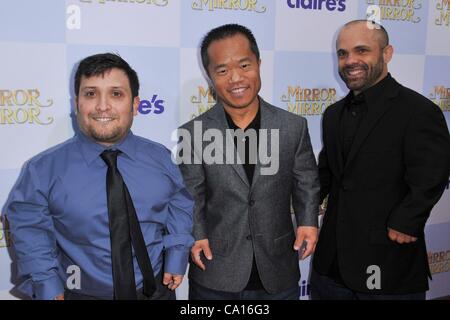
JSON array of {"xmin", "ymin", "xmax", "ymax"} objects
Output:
[{"xmin": 0, "ymin": 0, "xmax": 449, "ymax": 300}]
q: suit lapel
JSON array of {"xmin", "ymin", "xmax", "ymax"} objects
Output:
[
  {"xmin": 251, "ymin": 100, "xmax": 277, "ymax": 188},
  {"xmin": 327, "ymin": 99, "xmax": 345, "ymax": 175},
  {"xmin": 207, "ymin": 103, "xmax": 250, "ymax": 187},
  {"xmin": 343, "ymin": 77, "xmax": 401, "ymax": 171}
]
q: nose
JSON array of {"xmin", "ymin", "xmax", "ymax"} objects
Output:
[
  {"xmin": 229, "ymin": 68, "xmax": 243, "ymax": 83},
  {"xmin": 344, "ymin": 52, "xmax": 358, "ymax": 66},
  {"xmin": 95, "ymin": 93, "xmax": 111, "ymax": 112}
]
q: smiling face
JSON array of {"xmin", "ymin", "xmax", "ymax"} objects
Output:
[
  {"xmin": 336, "ymin": 22, "xmax": 393, "ymax": 95},
  {"xmin": 206, "ymin": 33, "xmax": 262, "ymax": 112},
  {"xmin": 76, "ymin": 68, "xmax": 139, "ymax": 146}
]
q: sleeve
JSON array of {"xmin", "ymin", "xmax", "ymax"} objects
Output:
[
  {"xmin": 177, "ymin": 125, "xmax": 208, "ymax": 241},
  {"xmin": 318, "ymin": 114, "xmax": 332, "ymax": 204},
  {"xmin": 5, "ymin": 161, "xmax": 64, "ymax": 300},
  {"xmin": 292, "ymin": 117, "xmax": 321, "ymax": 227},
  {"xmin": 162, "ymin": 156, "xmax": 195, "ymax": 275},
  {"xmin": 387, "ymin": 103, "xmax": 450, "ymax": 236}
]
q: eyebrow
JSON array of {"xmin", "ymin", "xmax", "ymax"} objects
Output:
[
  {"xmin": 337, "ymin": 45, "xmax": 371, "ymax": 53},
  {"xmin": 81, "ymin": 86, "xmax": 125, "ymax": 90},
  {"xmin": 238, "ymin": 57, "xmax": 252, "ymax": 63},
  {"xmin": 213, "ymin": 57, "xmax": 253, "ymax": 70},
  {"xmin": 353, "ymin": 45, "xmax": 371, "ymax": 50},
  {"xmin": 214, "ymin": 64, "xmax": 227, "ymax": 71}
]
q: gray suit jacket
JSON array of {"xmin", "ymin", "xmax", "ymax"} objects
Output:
[{"xmin": 178, "ymin": 98, "xmax": 320, "ymax": 294}]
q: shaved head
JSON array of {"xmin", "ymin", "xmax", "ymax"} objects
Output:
[
  {"xmin": 338, "ymin": 20, "xmax": 389, "ymax": 49},
  {"xmin": 336, "ymin": 19, "xmax": 394, "ymax": 95}
]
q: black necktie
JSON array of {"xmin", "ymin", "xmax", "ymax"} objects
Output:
[{"xmin": 101, "ymin": 150, "xmax": 156, "ymax": 300}]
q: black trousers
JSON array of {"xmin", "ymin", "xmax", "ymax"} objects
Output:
[
  {"xmin": 310, "ymin": 269, "xmax": 426, "ymax": 300},
  {"xmin": 64, "ymin": 272, "xmax": 176, "ymax": 300}
]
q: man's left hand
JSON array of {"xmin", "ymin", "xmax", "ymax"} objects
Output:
[
  {"xmin": 294, "ymin": 226, "xmax": 318, "ymax": 260},
  {"xmin": 388, "ymin": 228, "xmax": 418, "ymax": 244},
  {"xmin": 163, "ymin": 273, "xmax": 184, "ymax": 291}
]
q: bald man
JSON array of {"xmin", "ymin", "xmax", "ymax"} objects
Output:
[{"xmin": 311, "ymin": 20, "xmax": 450, "ymax": 300}]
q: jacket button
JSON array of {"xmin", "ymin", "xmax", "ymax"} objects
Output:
[
  {"xmin": 246, "ymin": 235, "xmax": 252, "ymax": 240},
  {"xmin": 249, "ymin": 200, "xmax": 255, "ymax": 206}
]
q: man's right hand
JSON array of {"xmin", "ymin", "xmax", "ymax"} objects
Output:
[
  {"xmin": 54, "ymin": 293, "xmax": 64, "ymax": 300},
  {"xmin": 191, "ymin": 239, "xmax": 213, "ymax": 271}
]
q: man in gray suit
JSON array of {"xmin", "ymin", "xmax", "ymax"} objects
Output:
[{"xmin": 177, "ymin": 24, "xmax": 320, "ymax": 299}]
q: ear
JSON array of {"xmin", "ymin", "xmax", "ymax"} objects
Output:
[
  {"xmin": 383, "ymin": 45, "xmax": 394, "ymax": 64},
  {"xmin": 132, "ymin": 96, "xmax": 140, "ymax": 116},
  {"xmin": 75, "ymin": 96, "xmax": 79, "ymax": 114},
  {"xmin": 207, "ymin": 70, "xmax": 217, "ymax": 89}
]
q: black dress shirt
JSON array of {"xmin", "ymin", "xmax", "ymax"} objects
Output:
[{"xmin": 225, "ymin": 107, "xmax": 264, "ymax": 290}]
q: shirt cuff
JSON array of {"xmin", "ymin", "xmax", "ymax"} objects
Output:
[
  {"xmin": 164, "ymin": 247, "xmax": 190, "ymax": 275},
  {"xmin": 31, "ymin": 274, "xmax": 64, "ymax": 300}
]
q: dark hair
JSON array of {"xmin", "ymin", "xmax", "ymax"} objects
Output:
[
  {"xmin": 74, "ymin": 53, "xmax": 139, "ymax": 98},
  {"xmin": 200, "ymin": 24, "xmax": 260, "ymax": 77}
]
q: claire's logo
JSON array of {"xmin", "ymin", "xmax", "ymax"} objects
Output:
[
  {"xmin": 287, "ymin": 0, "xmax": 346, "ymax": 11},
  {"xmin": 138, "ymin": 94, "xmax": 164, "ymax": 115}
]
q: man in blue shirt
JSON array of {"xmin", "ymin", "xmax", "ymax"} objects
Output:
[{"xmin": 5, "ymin": 53, "xmax": 194, "ymax": 300}]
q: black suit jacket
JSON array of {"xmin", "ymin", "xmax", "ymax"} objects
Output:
[{"xmin": 314, "ymin": 75, "xmax": 450, "ymax": 294}]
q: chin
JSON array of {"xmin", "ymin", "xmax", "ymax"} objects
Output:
[
  {"xmin": 91, "ymin": 130, "xmax": 121, "ymax": 142},
  {"xmin": 231, "ymin": 104, "xmax": 252, "ymax": 109},
  {"xmin": 346, "ymin": 81, "xmax": 365, "ymax": 91},
  {"xmin": 230, "ymin": 98, "xmax": 256, "ymax": 109}
]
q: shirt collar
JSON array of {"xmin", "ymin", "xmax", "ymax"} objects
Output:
[
  {"xmin": 224, "ymin": 105, "xmax": 261, "ymax": 131},
  {"xmin": 344, "ymin": 73, "xmax": 391, "ymax": 110},
  {"xmin": 362, "ymin": 73, "xmax": 391, "ymax": 105},
  {"xmin": 76, "ymin": 130, "xmax": 138, "ymax": 166},
  {"xmin": 345, "ymin": 91, "xmax": 365, "ymax": 110}
]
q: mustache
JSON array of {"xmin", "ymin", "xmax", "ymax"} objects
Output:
[
  {"xmin": 89, "ymin": 113, "xmax": 118, "ymax": 119},
  {"xmin": 343, "ymin": 63, "xmax": 369, "ymax": 73}
]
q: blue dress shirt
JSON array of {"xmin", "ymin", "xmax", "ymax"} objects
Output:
[{"xmin": 6, "ymin": 131, "xmax": 194, "ymax": 300}]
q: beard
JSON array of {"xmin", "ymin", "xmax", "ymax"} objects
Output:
[
  {"xmin": 87, "ymin": 124, "xmax": 124, "ymax": 144},
  {"xmin": 339, "ymin": 56, "xmax": 384, "ymax": 93},
  {"xmin": 78, "ymin": 111, "xmax": 130, "ymax": 145}
]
